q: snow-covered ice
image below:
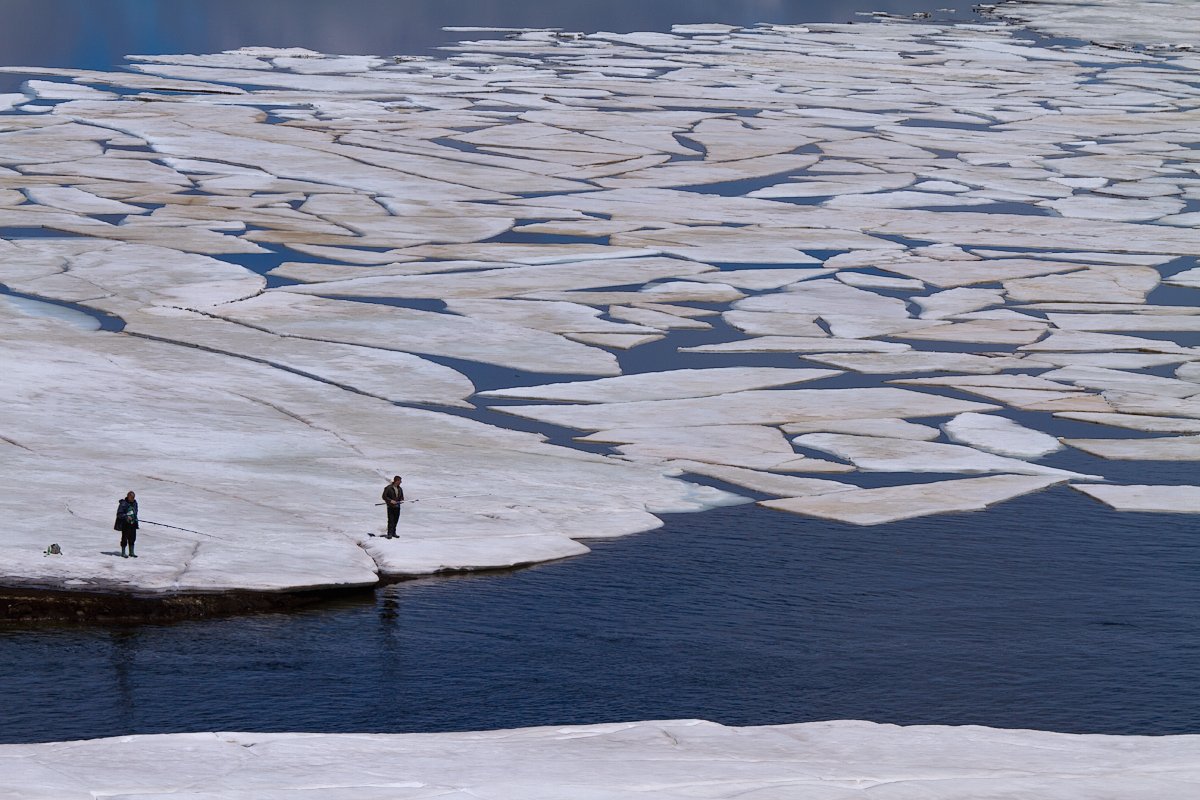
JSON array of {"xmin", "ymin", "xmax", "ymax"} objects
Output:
[{"xmin": 6, "ymin": 719, "xmax": 1200, "ymax": 799}]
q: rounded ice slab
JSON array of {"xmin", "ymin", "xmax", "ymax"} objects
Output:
[{"xmin": 8, "ymin": 718, "xmax": 1198, "ymax": 798}]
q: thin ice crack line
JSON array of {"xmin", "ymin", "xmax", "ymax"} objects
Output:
[
  {"xmin": 168, "ymin": 540, "xmax": 202, "ymax": 588},
  {"xmin": 123, "ymin": 329, "xmax": 397, "ymax": 407},
  {"xmin": 229, "ymin": 390, "xmax": 369, "ymax": 459}
]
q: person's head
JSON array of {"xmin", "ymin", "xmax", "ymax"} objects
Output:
[
  {"xmin": 392, "ymin": 476, "xmax": 402, "ymax": 484},
  {"xmin": 125, "ymin": 491, "xmax": 136, "ymax": 501}
]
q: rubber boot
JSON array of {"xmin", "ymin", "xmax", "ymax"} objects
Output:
[
  {"xmin": 121, "ymin": 546, "xmax": 127, "ymax": 558},
  {"xmin": 129, "ymin": 546, "xmax": 137, "ymax": 558}
]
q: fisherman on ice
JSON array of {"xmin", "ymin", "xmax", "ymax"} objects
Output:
[
  {"xmin": 115, "ymin": 491, "xmax": 139, "ymax": 558},
  {"xmin": 381, "ymin": 475, "xmax": 405, "ymax": 539}
]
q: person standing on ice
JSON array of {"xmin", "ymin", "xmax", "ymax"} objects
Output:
[
  {"xmin": 381, "ymin": 476, "xmax": 404, "ymax": 539},
  {"xmin": 114, "ymin": 491, "xmax": 139, "ymax": 558}
]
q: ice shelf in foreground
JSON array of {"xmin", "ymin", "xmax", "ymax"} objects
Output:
[{"xmin": 6, "ymin": 719, "xmax": 1199, "ymax": 799}]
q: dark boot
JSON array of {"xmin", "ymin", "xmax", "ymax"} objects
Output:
[{"xmin": 121, "ymin": 547, "xmax": 127, "ymax": 558}]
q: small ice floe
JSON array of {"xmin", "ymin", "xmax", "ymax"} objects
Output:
[
  {"xmin": 942, "ymin": 412, "xmax": 1064, "ymax": 459},
  {"xmin": 749, "ymin": 173, "xmax": 915, "ymax": 199},
  {"xmin": 793, "ymin": 433, "xmax": 1096, "ymax": 479},
  {"xmin": 899, "ymin": 319, "xmax": 1048, "ymax": 346},
  {"xmin": 669, "ymin": 460, "xmax": 855, "ymax": 496},
  {"xmin": 1005, "ymin": 265, "xmax": 1160, "ymax": 303},
  {"xmin": 1166, "ymin": 267, "xmax": 1200, "ymax": 288},
  {"xmin": 579, "ymin": 424, "xmax": 811, "ymax": 471},
  {"xmin": 826, "ymin": 191, "xmax": 994, "ymax": 209},
  {"xmin": 22, "ymin": 79, "xmax": 115, "ymax": 101},
  {"xmin": 691, "ymin": 268, "xmax": 834, "ymax": 291},
  {"xmin": 1039, "ymin": 195, "xmax": 1185, "ymax": 221},
  {"xmin": 1073, "ymin": 483, "xmax": 1200, "ymax": 513},
  {"xmin": 1041, "ymin": 366, "xmax": 1200, "ymax": 399},
  {"xmin": 762, "ymin": 475, "xmax": 1068, "ymax": 525},
  {"xmin": 607, "ymin": 305, "xmax": 711, "ymax": 330},
  {"xmin": 737, "ymin": 279, "xmax": 910, "ymax": 319},
  {"xmin": 445, "ymin": 299, "xmax": 658, "ymax": 336},
  {"xmin": 25, "ymin": 186, "xmax": 147, "ymax": 216},
  {"xmin": 1047, "ymin": 314, "xmax": 1200, "ymax": 333},
  {"xmin": 836, "ymin": 272, "xmax": 925, "ymax": 291},
  {"xmin": 1022, "ymin": 331, "xmax": 1193, "ymax": 354},
  {"xmin": 1025, "ymin": 353, "xmax": 1194, "ymax": 370},
  {"xmin": 1056, "ymin": 412, "xmax": 1200, "ymax": 434},
  {"xmin": 915, "ymin": 288, "xmax": 1005, "ymax": 319},
  {"xmin": 1102, "ymin": 390, "xmax": 1200, "ymax": 418},
  {"xmin": 723, "ymin": 311, "xmax": 828, "ymax": 338},
  {"xmin": 1064, "ymin": 436, "xmax": 1200, "ymax": 460}
]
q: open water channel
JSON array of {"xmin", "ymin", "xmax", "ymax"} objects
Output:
[{"xmin": 3, "ymin": 0, "xmax": 1200, "ymax": 745}]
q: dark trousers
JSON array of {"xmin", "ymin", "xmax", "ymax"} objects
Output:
[
  {"xmin": 120, "ymin": 525, "xmax": 137, "ymax": 550},
  {"xmin": 386, "ymin": 505, "xmax": 401, "ymax": 537}
]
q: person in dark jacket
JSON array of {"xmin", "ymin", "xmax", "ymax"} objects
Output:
[
  {"xmin": 381, "ymin": 476, "xmax": 404, "ymax": 539},
  {"xmin": 115, "ymin": 491, "xmax": 139, "ymax": 558}
]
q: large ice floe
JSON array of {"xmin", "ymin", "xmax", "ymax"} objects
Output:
[
  {"xmin": 4, "ymin": 0, "xmax": 1200, "ymax": 606},
  {"xmin": 5, "ymin": 719, "xmax": 1200, "ymax": 799}
]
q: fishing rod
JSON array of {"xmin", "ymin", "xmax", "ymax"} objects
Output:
[
  {"xmin": 373, "ymin": 493, "xmax": 497, "ymax": 506},
  {"xmin": 140, "ymin": 519, "xmax": 224, "ymax": 539}
]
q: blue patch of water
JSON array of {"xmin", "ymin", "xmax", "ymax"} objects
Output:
[{"xmin": 2, "ymin": 489, "xmax": 1198, "ymax": 744}]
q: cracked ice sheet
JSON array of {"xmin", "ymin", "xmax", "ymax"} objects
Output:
[
  {"xmin": 9, "ymin": 719, "xmax": 1200, "ymax": 800},
  {"xmin": 125, "ymin": 307, "xmax": 476, "ymax": 407},
  {"xmin": 793, "ymin": 433, "xmax": 1097, "ymax": 480},
  {"xmin": 213, "ymin": 292, "xmax": 623, "ymax": 376},
  {"xmin": 480, "ymin": 367, "xmax": 837, "ymax": 404},
  {"xmin": 763, "ymin": 475, "xmax": 1069, "ymax": 526},
  {"xmin": 0, "ymin": 241, "xmax": 264, "ymax": 316},
  {"xmin": 0, "ymin": 310, "xmax": 743, "ymax": 591}
]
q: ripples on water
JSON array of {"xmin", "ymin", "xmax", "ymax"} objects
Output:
[{"xmin": 3, "ymin": 490, "xmax": 1199, "ymax": 743}]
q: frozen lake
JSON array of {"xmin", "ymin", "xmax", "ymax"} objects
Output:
[{"xmin": 3, "ymin": 0, "xmax": 1200, "ymax": 765}]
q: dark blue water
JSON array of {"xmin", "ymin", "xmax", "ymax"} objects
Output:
[
  {"xmin": 4, "ymin": 490, "xmax": 1200, "ymax": 744},
  {"xmin": 0, "ymin": 0, "xmax": 973, "ymax": 89}
]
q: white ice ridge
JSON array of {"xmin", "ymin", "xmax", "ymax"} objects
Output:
[
  {"xmin": 7, "ymin": 719, "xmax": 1199, "ymax": 798},
  {"xmin": 5, "ymin": 10, "xmax": 1200, "ymax": 599}
]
